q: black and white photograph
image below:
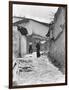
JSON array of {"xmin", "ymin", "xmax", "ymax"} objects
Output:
[{"xmin": 9, "ymin": 1, "xmax": 67, "ymax": 88}]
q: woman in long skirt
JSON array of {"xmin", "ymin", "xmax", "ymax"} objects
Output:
[{"xmin": 36, "ymin": 42, "xmax": 40, "ymax": 57}]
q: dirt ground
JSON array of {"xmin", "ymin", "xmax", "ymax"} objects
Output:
[{"xmin": 13, "ymin": 52, "xmax": 65, "ymax": 86}]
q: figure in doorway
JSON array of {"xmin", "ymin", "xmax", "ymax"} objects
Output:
[
  {"xmin": 36, "ymin": 41, "xmax": 40, "ymax": 58},
  {"xmin": 29, "ymin": 42, "xmax": 33, "ymax": 54}
]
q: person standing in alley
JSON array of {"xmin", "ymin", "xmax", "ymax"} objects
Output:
[
  {"xmin": 36, "ymin": 41, "xmax": 40, "ymax": 57},
  {"xmin": 29, "ymin": 42, "xmax": 33, "ymax": 54}
]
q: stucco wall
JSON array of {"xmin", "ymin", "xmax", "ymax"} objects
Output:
[
  {"xmin": 53, "ymin": 8, "xmax": 65, "ymax": 39},
  {"xmin": 13, "ymin": 26, "xmax": 27, "ymax": 58},
  {"xmin": 21, "ymin": 35, "xmax": 27, "ymax": 57},
  {"xmin": 49, "ymin": 7, "xmax": 65, "ymax": 73},
  {"xmin": 20, "ymin": 20, "xmax": 49, "ymax": 37},
  {"xmin": 13, "ymin": 26, "xmax": 19, "ymax": 58},
  {"xmin": 29, "ymin": 20, "xmax": 49, "ymax": 37}
]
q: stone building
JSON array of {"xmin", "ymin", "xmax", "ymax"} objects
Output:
[
  {"xmin": 49, "ymin": 7, "xmax": 66, "ymax": 74},
  {"xmin": 13, "ymin": 17, "xmax": 49, "ymax": 58}
]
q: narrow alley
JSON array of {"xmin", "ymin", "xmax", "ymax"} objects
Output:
[{"xmin": 13, "ymin": 52, "xmax": 65, "ymax": 86}]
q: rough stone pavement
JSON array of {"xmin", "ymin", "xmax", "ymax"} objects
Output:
[{"xmin": 13, "ymin": 53, "xmax": 65, "ymax": 86}]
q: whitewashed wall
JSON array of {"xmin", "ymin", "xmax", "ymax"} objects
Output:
[
  {"xmin": 21, "ymin": 35, "xmax": 27, "ymax": 57},
  {"xmin": 13, "ymin": 26, "xmax": 19, "ymax": 58},
  {"xmin": 20, "ymin": 20, "xmax": 49, "ymax": 37},
  {"xmin": 29, "ymin": 20, "xmax": 49, "ymax": 37}
]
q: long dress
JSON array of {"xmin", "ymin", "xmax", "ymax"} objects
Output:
[{"xmin": 36, "ymin": 43, "xmax": 40, "ymax": 57}]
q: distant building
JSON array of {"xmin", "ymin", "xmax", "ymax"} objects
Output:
[
  {"xmin": 49, "ymin": 7, "xmax": 66, "ymax": 74},
  {"xmin": 13, "ymin": 17, "xmax": 49, "ymax": 58}
]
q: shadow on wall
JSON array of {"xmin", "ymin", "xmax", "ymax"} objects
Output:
[
  {"xmin": 48, "ymin": 7, "xmax": 65, "ymax": 74},
  {"xmin": 48, "ymin": 30, "xmax": 65, "ymax": 74}
]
